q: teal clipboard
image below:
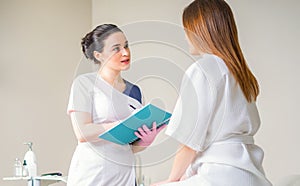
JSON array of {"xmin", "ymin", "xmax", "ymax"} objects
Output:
[{"xmin": 98, "ymin": 104, "xmax": 172, "ymax": 145}]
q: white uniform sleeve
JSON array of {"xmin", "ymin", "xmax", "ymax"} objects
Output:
[
  {"xmin": 67, "ymin": 77, "xmax": 92, "ymax": 114},
  {"xmin": 165, "ymin": 63, "xmax": 216, "ymax": 152}
]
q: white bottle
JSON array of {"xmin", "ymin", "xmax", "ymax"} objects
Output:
[
  {"xmin": 14, "ymin": 158, "xmax": 22, "ymax": 177},
  {"xmin": 23, "ymin": 142, "xmax": 37, "ymax": 177}
]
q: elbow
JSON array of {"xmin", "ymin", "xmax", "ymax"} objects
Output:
[
  {"xmin": 77, "ymin": 137, "xmax": 87, "ymax": 143},
  {"xmin": 73, "ymin": 125, "xmax": 90, "ymax": 142},
  {"xmin": 74, "ymin": 131, "xmax": 88, "ymax": 142},
  {"xmin": 75, "ymin": 132, "xmax": 100, "ymax": 143}
]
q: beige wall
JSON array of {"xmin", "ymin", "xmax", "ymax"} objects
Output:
[
  {"xmin": 92, "ymin": 0, "xmax": 300, "ymax": 185},
  {"xmin": 227, "ymin": 0, "xmax": 300, "ymax": 183},
  {"xmin": 0, "ymin": 0, "xmax": 91, "ymax": 185},
  {"xmin": 1, "ymin": 0, "xmax": 299, "ymax": 185}
]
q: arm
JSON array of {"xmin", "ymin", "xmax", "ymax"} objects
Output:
[
  {"xmin": 167, "ymin": 144, "xmax": 197, "ymax": 181},
  {"xmin": 151, "ymin": 144, "xmax": 197, "ymax": 186},
  {"xmin": 70, "ymin": 111, "xmax": 118, "ymax": 142}
]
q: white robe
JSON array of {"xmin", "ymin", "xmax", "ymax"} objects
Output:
[
  {"xmin": 164, "ymin": 54, "xmax": 272, "ymax": 186},
  {"xmin": 67, "ymin": 72, "xmax": 143, "ymax": 186}
]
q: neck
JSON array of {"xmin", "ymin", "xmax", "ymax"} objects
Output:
[{"xmin": 98, "ymin": 68, "xmax": 122, "ymax": 86}]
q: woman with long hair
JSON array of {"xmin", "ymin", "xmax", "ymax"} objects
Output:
[{"xmin": 153, "ymin": 0, "xmax": 272, "ymax": 185}]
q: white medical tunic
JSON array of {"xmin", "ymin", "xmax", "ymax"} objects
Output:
[
  {"xmin": 67, "ymin": 72, "xmax": 143, "ymax": 186},
  {"xmin": 164, "ymin": 54, "xmax": 272, "ymax": 186}
]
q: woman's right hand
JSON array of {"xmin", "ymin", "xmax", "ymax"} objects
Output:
[{"xmin": 134, "ymin": 122, "xmax": 167, "ymax": 147}]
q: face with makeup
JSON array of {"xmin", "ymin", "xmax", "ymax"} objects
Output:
[{"xmin": 94, "ymin": 32, "xmax": 131, "ymax": 72}]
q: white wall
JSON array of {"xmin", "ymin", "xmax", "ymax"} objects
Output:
[
  {"xmin": 92, "ymin": 0, "xmax": 300, "ymax": 185},
  {"xmin": 0, "ymin": 1, "xmax": 91, "ymax": 185}
]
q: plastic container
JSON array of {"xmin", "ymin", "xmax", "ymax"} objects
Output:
[{"xmin": 14, "ymin": 158, "xmax": 22, "ymax": 177}]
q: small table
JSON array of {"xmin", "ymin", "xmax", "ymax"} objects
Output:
[{"xmin": 3, "ymin": 175, "xmax": 67, "ymax": 186}]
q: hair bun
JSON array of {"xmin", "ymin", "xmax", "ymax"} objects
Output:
[{"xmin": 81, "ymin": 24, "xmax": 122, "ymax": 64}]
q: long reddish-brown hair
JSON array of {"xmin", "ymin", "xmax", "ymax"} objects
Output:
[{"xmin": 183, "ymin": 0, "xmax": 259, "ymax": 102}]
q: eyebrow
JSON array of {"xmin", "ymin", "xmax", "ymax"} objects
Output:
[{"xmin": 110, "ymin": 41, "xmax": 128, "ymax": 48}]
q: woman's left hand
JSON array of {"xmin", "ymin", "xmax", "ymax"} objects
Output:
[{"xmin": 134, "ymin": 122, "xmax": 167, "ymax": 147}]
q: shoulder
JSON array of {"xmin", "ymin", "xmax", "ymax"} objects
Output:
[
  {"xmin": 186, "ymin": 54, "xmax": 229, "ymax": 85},
  {"xmin": 196, "ymin": 54, "xmax": 228, "ymax": 73},
  {"xmin": 72, "ymin": 72, "xmax": 97, "ymax": 90},
  {"xmin": 74, "ymin": 72, "xmax": 96, "ymax": 83}
]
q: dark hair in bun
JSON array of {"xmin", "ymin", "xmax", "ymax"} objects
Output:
[{"xmin": 81, "ymin": 24, "xmax": 122, "ymax": 64}]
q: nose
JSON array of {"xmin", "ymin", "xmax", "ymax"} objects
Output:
[{"xmin": 121, "ymin": 47, "xmax": 129, "ymax": 56}]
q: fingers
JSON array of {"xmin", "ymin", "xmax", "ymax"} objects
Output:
[
  {"xmin": 138, "ymin": 126, "xmax": 147, "ymax": 136},
  {"xmin": 157, "ymin": 124, "xmax": 167, "ymax": 133},
  {"xmin": 142, "ymin": 125, "xmax": 151, "ymax": 134},
  {"xmin": 152, "ymin": 122, "xmax": 157, "ymax": 132},
  {"xmin": 135, "ymin": 122, "xmax": 166, "ymax": 139},
  {"xmin": 134, "ymin": 131, "xmax": 143, "ymax": 138}
]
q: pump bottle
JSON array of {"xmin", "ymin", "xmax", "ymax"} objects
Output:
[{"xmin": 23, "ymin": 142, "xmax": 37, "ymax": 177}]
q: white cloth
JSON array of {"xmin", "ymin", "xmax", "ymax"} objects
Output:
[
  {"xmin": 67, "ymin": 72, "xmax": 143, "ymax": 186},
  {"xmin": 165, "ymin": 54, "xmax": 272, "ymax": 186}
]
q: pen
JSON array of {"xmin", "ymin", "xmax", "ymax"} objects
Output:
[{"xmin": 129, "ymin": 104, "xmax": 136, "ymax": 110}]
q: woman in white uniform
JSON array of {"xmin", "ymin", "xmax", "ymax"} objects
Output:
[
  {"xmin": 67, "ymin": 24, "xmax": 163, "ymax": 186},
  {"xmin": 153, "ymin": 0, "xmax": 272, "ymax": 186}
]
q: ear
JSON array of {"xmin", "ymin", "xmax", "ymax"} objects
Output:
[{"xmin": 93, "ymin": 51, "xmax": 103, "ymax": 62}]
